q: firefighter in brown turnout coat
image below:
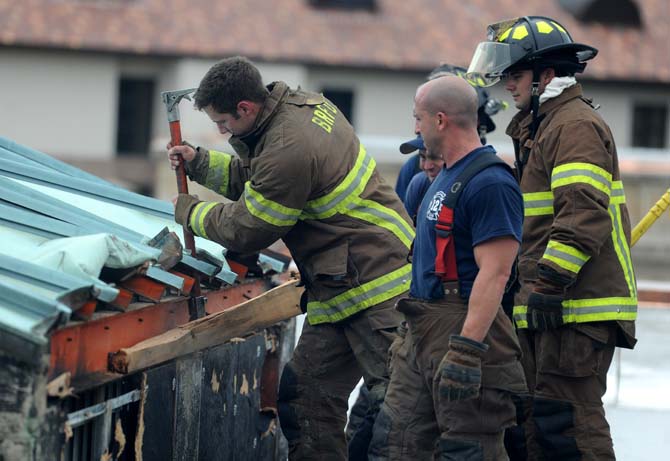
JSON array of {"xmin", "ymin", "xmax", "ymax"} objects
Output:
[
  {"xmin": 167, "ymin": 56, "xmax": 413, "ymax": 459},
  {"xmin": 468, "ymin": 16, "xmax": 638, "ymax": 460}
]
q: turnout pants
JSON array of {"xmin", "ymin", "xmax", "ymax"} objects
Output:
[
  {"xmin": 511, "ymin": 323, "xmax": 617, "ymax": 461},
  {"xmin": 277, "ymin": 294, "xmax": 403, "ymax": 460},
  {"xmin": 370, "ymin": 286, "xmax": 527, "ymax": 460}
]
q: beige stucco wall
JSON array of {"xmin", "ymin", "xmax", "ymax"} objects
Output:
[
  {"xmin": 2, "ymin": 50, "xmax": 668, "ymax": 272},
  {"xmin": 1, "ymin": 49, "xmax": 117, "ymax": 159}
]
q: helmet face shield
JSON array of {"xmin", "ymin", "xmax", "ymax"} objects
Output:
[{"xmin": 466, "ymin": 42, "xmax": 513, "ymax": 87}]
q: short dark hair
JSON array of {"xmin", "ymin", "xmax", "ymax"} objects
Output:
[{"xmin": 194, "ymin": 56, "xmax": 269, "ymax": 114}]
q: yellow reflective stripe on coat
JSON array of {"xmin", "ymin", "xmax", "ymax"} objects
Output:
[
  {"xmin": 345, "ymin": 198, "xmax": 415, "ymax": 248},
  {"xmin": 513, "ymin": 296, "xmax": 637, "ymax": 328},
  {"xmin": 551, "ymin": 162, "xmax": 612, "ymax": 195},
  {"xmin": 205, "ymin": 150, "xmax": 232, "ymax": 195},
  {"xmin": 244, "ymin": 182, "xmax": 302, "ymax": 227},
  {"xmin": 609, "ymin": 202, "xmax": 637, "ymax": 298},
  {"xmin": 307, "ymin": 264, "xmax": 412, "ymax": 325},
  {"xmin": 610, "ymin": 181, "xmax": 626, "ymax": 205},
  {"xmin": 302, "ymin": 145, "xmax": 375, "ymax": 219},
  {"xmin": 524, "ymin": 182, "xmax": 627, "ymax": 217},
  {"xmin": 301, "ymin": 144, "xmax": 414, "ymax": 248},
  {"xmin": 523, "ymin": 191, "xmax": 553, "ymax": 216},
  {"xmin": 189, "ymin": 201, "xmax": 218, "ymax": 239},
  {"xmin": 543, "ymin": 240, "xmax": 590, "ymax": 274}
]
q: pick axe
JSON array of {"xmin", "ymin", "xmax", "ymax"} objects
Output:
[{"xmin": 161, "ymin": 88, "xmax": 206, "ymax": 318}]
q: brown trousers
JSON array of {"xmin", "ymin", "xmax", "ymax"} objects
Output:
[
  {"xmin": 514, "ymin": 323, "xmax": 616, "ymax": 461},
  {"xmin": 370, "ymin": 287, "xmax": 527, "ymax": 460},
  {"xmin": 277, "ymin": 294, "xmax": 404, "ymax": 460}
]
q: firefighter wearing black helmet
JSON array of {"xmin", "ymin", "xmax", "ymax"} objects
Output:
[{"xmin": 468, "ymin": 16, "xmax": 637, "ymax": 460}]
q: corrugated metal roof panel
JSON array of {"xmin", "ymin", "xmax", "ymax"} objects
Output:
[
  {"xmin": 0, "ymin": 278, "xmax": 70, "ymax": 345},
  {"xmin": 0, "ymin": 253, "xmax": 119, "ymax": 304},
  {"xmin": 0, "ymin": 137, "xmax": 244, "ymax": 349}
]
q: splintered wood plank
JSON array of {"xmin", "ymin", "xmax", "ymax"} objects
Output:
[{"xmin": 108, "ymin": 279, "xmax": 301, "ymax": 375}]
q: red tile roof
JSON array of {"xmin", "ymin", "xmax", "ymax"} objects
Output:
[{"xmin": 1, "ymin": 0, "xmax": 668, "ymax": 82}]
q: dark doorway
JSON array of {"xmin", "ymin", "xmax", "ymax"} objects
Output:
[
  {"xmin": 116, "ymin": 78, "xmax": 155, "ymax": 155},
  {"xmin": 322, "ymin": 88, "xmax": 355, "ymax": 126}
]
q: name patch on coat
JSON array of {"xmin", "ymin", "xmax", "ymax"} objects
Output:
[{"xmin": 311, "ymin": 100, "xmax": 338, "ymax": 133}]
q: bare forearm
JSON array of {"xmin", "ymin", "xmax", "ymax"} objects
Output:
[{"xmin": 460, "ymin": 269, "xmax": 508, "ymax": 342}]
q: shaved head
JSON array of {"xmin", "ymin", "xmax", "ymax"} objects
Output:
[{"xmin": 415, "ymin": 76, "xmax": 478, "ymax": 129}]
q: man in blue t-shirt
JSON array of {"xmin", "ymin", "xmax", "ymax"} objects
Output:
[{"xmin": 370, "ymin": 76, "xmax": 527, "ymax": 460}]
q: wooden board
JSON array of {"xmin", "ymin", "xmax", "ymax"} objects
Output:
[{"xmin": 108, "ymin": 279, "xmax": 301, "ymax": 375}]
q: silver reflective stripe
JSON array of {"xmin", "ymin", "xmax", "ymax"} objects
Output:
[
  {"xmin": 544, "ymin": 247, "xmax": 587, "ymax": 268},
  {"xmin": 567, "ymin": 304, "xmax": 637, "ymax": 316},
  {"xmin": 525, "ymin": 198, "xmax": 553, "ymax": 209}
]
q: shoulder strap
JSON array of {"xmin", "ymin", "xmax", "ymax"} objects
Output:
[
  {"xmin": 442, "ymin": 151, "xmax": 509, "ymax": 209},
  {"xmin": 434, "ymin": 151, "xmax": 511, "ymax": 281}
]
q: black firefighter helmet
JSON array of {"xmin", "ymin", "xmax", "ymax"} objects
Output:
[{"xmin": 466, "ymin": 16, "xmax": 598, "ymax": 87}]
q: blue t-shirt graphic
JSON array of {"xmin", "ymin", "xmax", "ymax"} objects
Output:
[{"xmin": 410, "ymin": 146, "xmax": 523, "ymax": 300}]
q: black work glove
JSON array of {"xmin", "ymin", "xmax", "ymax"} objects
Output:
[
  {"xmin": 438, "ymin": 335, "xmax": 489, "ymax": 402},
  {"xmin": 526, "ymin": 291, "xmax": 564, "ymax": 331}
]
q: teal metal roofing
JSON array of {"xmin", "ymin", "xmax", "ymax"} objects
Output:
[{"xmin": 0, "ymin": 136, "xmax": 240, "ymax": 349}]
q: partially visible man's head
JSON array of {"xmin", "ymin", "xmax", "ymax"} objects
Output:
[
  {"xmin": 195, "ymin": 56, "xmax": 268, "ymax": 113},
  {"xmin": 414, "ymin": 76, "xmax": 479, "ymax": 154},
  {"xmin": 195, "ymin": 56, "xmax": 269, "ymax": 136},
  {"xmin": 503, "ymin": 67, "xmax": 555, "ymax": 111}
]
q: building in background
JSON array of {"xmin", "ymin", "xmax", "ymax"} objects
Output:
[{"xmin": 1, "ymin": 0, "xmax": 669, "ymax": 266}]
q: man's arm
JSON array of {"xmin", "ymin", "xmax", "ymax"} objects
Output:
[
  {"xmin": 168, "ymin": 143, "xmax": 248, "ymax": 200},
  {"xmin": 174, "ymin": 142, "xmax": 313, "ymax": 253},
  {"xmin": 537, "ymin": 120, "xmax": 614, "ymax": 291},
  {"xmin": 460, "ymin": 236, "xmax": 519, "ymax": 341}
]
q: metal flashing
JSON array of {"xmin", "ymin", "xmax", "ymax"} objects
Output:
[{"xmin": 0, "ymin": 253, "xmax": 119, "ymax": 303}]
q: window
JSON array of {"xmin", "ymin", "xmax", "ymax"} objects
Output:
[
  {"xmin": 308, "ymin": 0, "xmax": 376, "ymax": 11},
  {"xmin": 116, "ymin": 78, "xmax": 155, "ymax": 156},
  {"xmin": 558, "ymin": 0, "xmax": 642, "ymax": 27},
  {"xmin": 321, "ymin": 88, "xmax": 355, "ymax": 126},
  {"xmin": 632, "ymin": 103, "xmax": 668, "ymax": 148}
]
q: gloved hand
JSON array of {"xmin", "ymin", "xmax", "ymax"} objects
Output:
[
  {"xmin": 526, "ymin": 291, "xmax": 564, "ymax": 331},
  {"xmin": 438, "ymin": 335, "xmax": 489, "ymax": 402}
]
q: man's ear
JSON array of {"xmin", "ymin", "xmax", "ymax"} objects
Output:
[
  {"xmin": 436, "ymin": 112, "xmax": 448, "ymax": 131},
  {"xmin": 541, "ymin": 68, "xmax": 556, "ymax": 85},
  {"xmin": 237, "ymin": 101, "xmax": 255, "ymax": 116}
]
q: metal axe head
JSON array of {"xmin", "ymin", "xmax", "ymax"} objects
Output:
[{"xmin": 161, "ymin": 88, "xmax": 197, "ymax": 122}]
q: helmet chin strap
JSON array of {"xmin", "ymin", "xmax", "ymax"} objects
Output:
[
  {"xmin": 529, "ymin": 64, "xmax": 542, "ymax": 140},
  {"xmin": 515, "ymin": 64, "xmax": 544, "ymax": 180}
]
